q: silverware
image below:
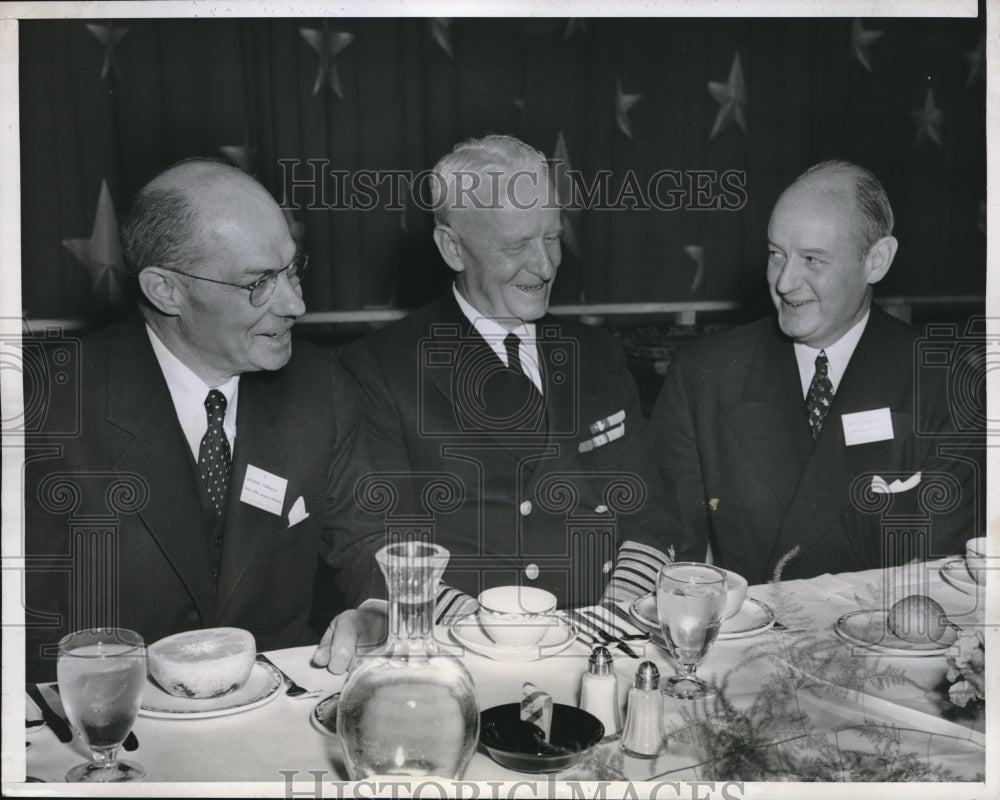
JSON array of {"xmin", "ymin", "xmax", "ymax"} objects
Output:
[
  {"xmin": 568, "ymin": 610, "xmax": 640, "ymax": 659},
  {"xmin": 50, "ymin": 683, "xmax": 139, "ymax": 752},
  {"xmin": 25, "ymin": 684, "xmax": 72, "ymax": 743},
  {"xmin": 256, "ymin": 653, "xmax": 317, "ymax": 698}
]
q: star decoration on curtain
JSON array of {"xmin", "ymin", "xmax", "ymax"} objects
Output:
[
  {"xmin": 708, "ymin": 53, "xmax": 747, "ymax": 139},
  {"xmin": 62, "ymin": 180, "xmax": 128, "ymax": 309},
  {"xmin": 564, "ymin": 19, "xmax": 587, "ymax": 41},
  {"xmin": 283, "ymin": 209, "xmax": 306, "ymax": 247},
  {"xmin": 300, "ymin": 23, "xmax": 355, "ymax": 98},
  {"xmin": 429, "ymin": 19, "xmax": 453, "ymax": 58},
  {"xmin": 684, "ymin": 245, "xmax": 705, "ymax": 292},
  {"xmin": 849, "ymin": 19, "xmax": 883, "ymax": 73},
  {"xmin": 910, "ymin": 87, "xmax": 943, "ymax": 148},
  {"xmin": 615, "ymin": 78, "xmax": 642, "ymax": 139},
  {"xmin": 85, "ymin": 21, "xmax": 128, "ymax": 81},
  {"xmin": 964, "ymin": 33, "xmax": 985, "ymax": 88},
  {"xmin": 218, "ymin": 123, "xmax": 257, "ymax": 172},
  {"xmin": 553, "ymin": 130, "xmax": 581, "ymax": 258}
]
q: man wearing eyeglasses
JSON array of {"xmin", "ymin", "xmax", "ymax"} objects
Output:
[{"xmin": 24, "ymin": 158, "xmax": 382, "ymax": 680}]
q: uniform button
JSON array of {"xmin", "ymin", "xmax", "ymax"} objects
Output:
[
  {"xmin": 524, "ymin": 563, "xmax": 540, "ymax": 580},
  {"xmin": 594, "ymin": 504, "xmax": 608, "ymax": 514},
  {"xmin": 519, "ymin": 500, "xmax": 532, "ymax": 516},
  {"xmin": 214, "ymin": 537, "xmax": 223, "ymax": 548},
  {"xmin": 210, "ymin": 569, "xmax": 218, "ymax": 583}
]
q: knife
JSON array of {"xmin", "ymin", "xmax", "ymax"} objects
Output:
[
  {"xmin": 26, "ymin": 684, "xmax": 73, "ymax": 743},
  {"xmin": 50, "ymin": 684, "xmax": 139, "ymax": 752}
]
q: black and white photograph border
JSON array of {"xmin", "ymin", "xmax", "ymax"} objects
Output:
[{"xmin": 1, "ymin": 0, "xmax": 996, "ymax": 798}]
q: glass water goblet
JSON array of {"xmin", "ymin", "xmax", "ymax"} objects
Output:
[
  {"xmin": 56, "ymin": 628, "xmax": 147, "ymax": 782},
  {"xmin": 656, "ymin": 562, "xmax": 727, "ymax": 699}
]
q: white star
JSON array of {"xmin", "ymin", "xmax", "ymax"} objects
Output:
[
  {"xmin": 850, "ymin": 19, "xmax": 883, "ymax": 73},
  {"xmin": 299, "ymin": 24, "xmax": 355, "ymax": 98},
  {"xmin": 910, "ymin": 87, "xmax": 943, "ymax": 148},
  {"xmin": 708, "ymin": 53, "xmax": 747, "ymax": 139},
  {"xmin": 62, "ymin": 180, "xmax": 128, "ymax": 309},
  {"xmin": 964, "ymin": 33, "xmax": 985, "ymax": 89},
  {"xmin": 429, "ymin": 19, "xmax": 453, "ymax": 58},
  {"xmin": 85, "ymin": 22, "xmax": 128, "ymax": 81},
  {"xmin": 683, "ymin": 245, "xmax": 705, "ymax": 293},
  {"xmin": 615, "ymin": 78, "xmax": 642, "ymax": 140}
]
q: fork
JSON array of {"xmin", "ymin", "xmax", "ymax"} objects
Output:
[
  {"xmin": 567, "ymin": 609, "xmax": 641, "ymax": 659},
  {"xmin": 256, "ymin": 653, "xmax": 320, "ymax": 698}
]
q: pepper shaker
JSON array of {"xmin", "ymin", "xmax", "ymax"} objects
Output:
[
  {"xmin": 579, "ymin": 645, "xmax": 622, "ymax": 740},
  {"xmin": 620, "ymin": 661, "xmax": 666, "ymax": 758}
]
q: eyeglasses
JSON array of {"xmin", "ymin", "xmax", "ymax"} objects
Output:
[{"xmin": 163, "ymin": 254, "xmax": 309, "ymax": 307}]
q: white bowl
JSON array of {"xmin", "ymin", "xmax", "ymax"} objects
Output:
[
  {"xmin": 148, "ymin": 627, "xmax": 256, "ymax": 699},
  {"xmin": 723, "ymin": 570, "xmax": 749, "ymax": 619},
  {"xmin": 966, "ymin": 537, "xmax": 987, "ymax": 585},
  {"xmin": 478, "ymin": 586, "xmax": 557, "ymax": 648}
]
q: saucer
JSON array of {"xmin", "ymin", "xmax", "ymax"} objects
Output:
[
  {"xmin": 940, "ymin": 558, "xmax": 980, "ymax": 594},
  {"xmin": 139, "ymin": 661, "xmax": 282, "ymax": 719},
  {"xmin": 449, "ymin": 614, "xmax": 576, "ymax": 661},
  {"xmin": 629, "ymin": 593, "xmax": 775, "ymax": 639},
  {"xmin": 834, "ymin": 610, "xmax": 958, "ymax": 656}
]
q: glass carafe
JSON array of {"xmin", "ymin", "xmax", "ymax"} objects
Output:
[{"xmin": 337, "ymin": 541, "xmax": 480, "ymax": 779}]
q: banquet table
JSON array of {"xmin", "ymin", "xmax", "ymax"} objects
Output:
[{"xmin": 17, "ymin": 557, "xmax": 987, "ymax": 791}]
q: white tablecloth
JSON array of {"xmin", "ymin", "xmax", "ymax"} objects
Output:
[{"xmin": 15, "ymin": 558, "xmax": 987, "ymax": 792}]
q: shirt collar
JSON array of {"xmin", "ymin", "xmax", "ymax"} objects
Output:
[
  {"xmin": 793, "ymin": 309, "xmax": 870, "ymax": 397},
  {"xmin": 145, "ymin": 323, "xmax": 239, "ymax": 459},
  {"xmin": 452, "ymin": 283, "xmax": 536, "ymax": 361}
]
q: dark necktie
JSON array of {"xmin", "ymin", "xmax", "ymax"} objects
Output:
[
  {"xmin": 504, "ymin": 332, "xmax": 525, "ymax": 377},
  {"xmin": 199, "ymin": 389, "xmax": 232, "ymax": 514},
  {"xmin": 805, "ymin": 350, "xmax": 834, "ymax": 440}
]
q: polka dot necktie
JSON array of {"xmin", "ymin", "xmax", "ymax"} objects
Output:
[
  {"xmin": 805, "ymin": 350, "xmax": 834, "ymax": 440},
  {"xmin": 199, "ymin": 390, "xmax": 232, "ymax": 515}
]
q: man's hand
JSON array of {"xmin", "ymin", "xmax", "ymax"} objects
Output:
[{"xmin": 312, "ymin": 599, "xmax": 388, "ymax": 674}]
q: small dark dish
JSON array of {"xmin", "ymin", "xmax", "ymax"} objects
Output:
[{"xmin": 479, "ymin": 703, "xmax": 604, "ymax": 773}]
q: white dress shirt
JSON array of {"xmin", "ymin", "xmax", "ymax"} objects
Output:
[
  {"xmin": 452, "ymin": 284, "xmax": 543, "ymax": 393},
  {"xmin": 793, "ymin": 310, "xmax": 870, "ymax": 398},
  {"xmin": 146, "ymin": 324, "xmax": 239, "ymax": 461}
]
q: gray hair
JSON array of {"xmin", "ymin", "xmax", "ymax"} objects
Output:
[
  {"xmin": 428, "ymin": 134, "xmax": 553, "ymax": 225},
  {"xmin": 792, "ymin": 160, "xmax": 894, "ymax": 258},
  {"xmin": 120, "ymin": 157, "xmax": 253, "ymax": 277}
]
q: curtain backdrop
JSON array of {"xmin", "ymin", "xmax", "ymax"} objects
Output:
[{"xmin": 19, "ymin": 15, "xmax": 986, "ymax": 325}]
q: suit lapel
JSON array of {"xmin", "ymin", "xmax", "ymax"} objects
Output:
[
  {"xmin": 721, "ymin": 322, "xmax": 813, "ymax": 515},
  {"xmin": 214, "ymin": 371, "xmax": 290, "ymax": 617},
  {"xmin": 766, "ymin": 310, "xmax": 915, "ymax": 573},
  {"xmin": 106, "ymin": 319, "xmax": 215, "ymax": 625}
]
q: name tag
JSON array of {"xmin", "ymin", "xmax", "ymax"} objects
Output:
[
  {"xmin": 841, "ymin": 408, "xmax": 894, "ymax": 446},
  {"xmin": 240, "ymin": 464, "xmax": 288, "ymax": 515}
]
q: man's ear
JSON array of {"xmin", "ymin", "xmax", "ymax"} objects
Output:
[
  {"xmin": 433, "ymin": 224, "xmax": 465, "ymax": 275},
  {"xmin": 862, "ymin": 235, "xmax": 898, "ymax": 285},
  {"xmin": 137, "ymin": 268, "xmax": 185, "ymax": 316}
]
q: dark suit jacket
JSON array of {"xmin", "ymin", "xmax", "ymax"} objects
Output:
[
  {"xmin": 25, "ymin": 316, "xmax": 381, "ymax": 680},
  {"xmin": 649, "ymin": 306, "xmax": 982, "ymax": 585},
  {"xmin": 338, "ymin": 292, "xmax": 673, "ymax": 607}
]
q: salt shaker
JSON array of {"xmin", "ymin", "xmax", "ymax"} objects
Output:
[
  {"xmin": 620, "ymin": 661, "xmax": 666, "ymax": 758},
  {"xmin": 579, "ymin": 646, "xmax": 622, "ymax": 739}
]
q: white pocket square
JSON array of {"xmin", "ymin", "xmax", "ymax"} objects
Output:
[
  {"xmin": 287, "ymin": 496, "xmax": 310, "ymax": 526},
  {"xmin": 871, "ymin": 472, "xmax": 921, "ymax": 495}
]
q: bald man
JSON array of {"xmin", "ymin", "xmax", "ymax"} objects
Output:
[
  {"xmin": 25, "ymin": 159, "xmax": 382, "ymax": 681},
  {"xmin": 649, "ymin": 160, "xmax": 981, "ymax": 584}
]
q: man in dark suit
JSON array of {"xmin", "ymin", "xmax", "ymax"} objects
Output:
[
  {"xmin": 650, "ymin": 160, "xmax": 981, "ymax": 585},
  {"xmin": 340, "ymin": 135, "xmax": 675, "ymax": 609},
  {"xmin": 25, "ymin": 159, "xmax": 382, "ymax": 680}
]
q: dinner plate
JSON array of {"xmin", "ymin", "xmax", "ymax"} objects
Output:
[
  {"xmin": 449, "ymin": 614, "xmax": 577, "ymax": 661},
  {"xmin": 139, "ymin": 661, "xmax": 282, "ymax": 719},
  {"xmin": 629, "ymin": 593, "xmax": 775, "ymax": 640},
  {"xmin": 939, "ymin": 557, "xmax": 979, "ymax": 594},
  {"xmin": 834, "ymin": 610, "xmax": 958, "ymax": 656}
]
